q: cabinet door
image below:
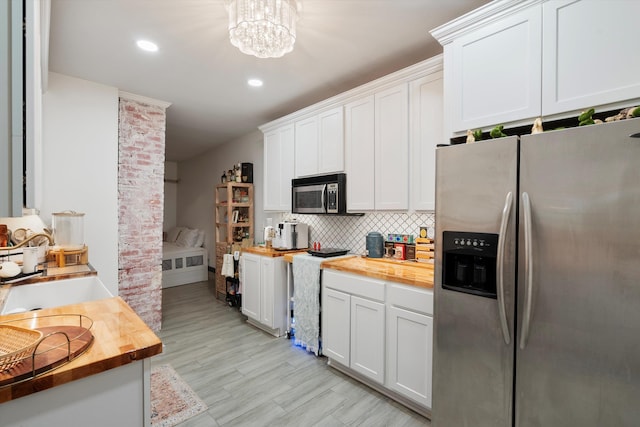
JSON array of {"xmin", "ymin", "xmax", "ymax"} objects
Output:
[
  {"xmin": 279, "ymin": 125, "xmax": 294, "ymax": 211},
  {"xmin": 344, "ymin": 95, "xmax": 375, "ymax": 211},
  {"xmin": 387, "ymin": 306, "xmax": 433, "ymax": 408},
  {"xmin": 350, "ymin": 296, "xmax": 385, "ymax": 384},
  {"xmin": 260, "ymin": 257, "xmax": 275, "ymax": 328},
  {"xmin": 241, "ymin": 254, "xmax": 261, "ymax": 321},
  {"xmin": 294, "ymin": 116, "xmax": 319, "ymax": 177},
  {"xmin": 375, "ymin": 83, "xmax": 409, "ymax": 210},
  {"xmin": 410, "ymin": 72, "xmax": 443, "ymax": 211},
  {"xmin": 322, "ymin": 287, "xmax": 351, "ymax": 366},
  {"xmin": 263, "ymin": 124, "xmax": 294, "ymax": 211},
  {"xmin": 542, "ymin": 0, "xmax": 640, "ymax": 115},
  {"xmin": 263, "ymin": 129, "xmax": 281, "ymax": 211},
  {"xmin": 263, "ymin": 256, "xmax": 287, "ymax": 335},
  {"xmin": 450, "ymin": 6, "xmax": 542, "ymax": 132},
  {"xmin": 318, "ymin": 106, "xmax": 344, "ymax": 174}
]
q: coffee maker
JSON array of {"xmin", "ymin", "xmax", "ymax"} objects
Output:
[{"xmin": 272, "ymin": 221, "xmax": 309, "ymax": 250}]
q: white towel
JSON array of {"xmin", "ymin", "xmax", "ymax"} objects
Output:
[
  {"xmin": 292, "ymin": 254, "xmax": 324, "ymax": 356},
  {"xmin": 221, "ymin": 254, "xmax": 234, "ymax": 277}
]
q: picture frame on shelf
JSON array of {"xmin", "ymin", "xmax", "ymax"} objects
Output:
[{"xmin": 232, "ymin": 210, "xmax": 239, "ymax": 223}]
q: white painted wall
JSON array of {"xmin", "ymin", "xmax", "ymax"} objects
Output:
[
  {"xmin": 163, "ymin": 161, "xmax": 178, "ymax": 232},
  {"xmin": 177, "ymin": 129, "xmax": 271, "ymax": 267},
  {"xmin": 41, "ymin": 72, "xmax": 119, "ymax": 295}
]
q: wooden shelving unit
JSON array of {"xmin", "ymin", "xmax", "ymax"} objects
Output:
[{"xmin": 215, "ymin": 182, "xmax": 254, "ymax": 300}]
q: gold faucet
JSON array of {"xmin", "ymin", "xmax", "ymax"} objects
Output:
[{"xmin": 0, "ymin": 232, "xmax": 54, "ymax": 251}]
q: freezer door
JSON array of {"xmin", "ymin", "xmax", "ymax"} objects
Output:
[
  {"xmin": 516, "ymin": 119, "xmax": 640, "ymax": 426},
  {"xmin": 433, "ymin": 137, "xmax": 518, "ymax": 427}
]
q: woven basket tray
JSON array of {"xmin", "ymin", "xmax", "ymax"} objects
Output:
[{"xmin": 0, "ymin": 325, "xmax": 43, "ymax": 372}]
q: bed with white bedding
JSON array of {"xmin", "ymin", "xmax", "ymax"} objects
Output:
[{"xmin": 162, "ymin": 227, "xmax": 208, "ymax": 288}]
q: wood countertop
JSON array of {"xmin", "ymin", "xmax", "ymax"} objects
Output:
[
  {"xmin": 322, "ymin": 257, "xmax": 434, "ymax": 289},
  {"xmin": 282, "ymin": 252, "xmax": 434, "ymax": 289},
  {"xmin": 0, "ymin": 296, "xmax": 162, "ymax": 403},
  {"xmin": 241, "ymin": 246, "xmax": 308, "ymax": 257}
]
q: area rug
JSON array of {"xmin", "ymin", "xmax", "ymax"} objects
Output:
[{"xmin": 151, "ymin": 364, "xmax": 208, "ymax": 427}]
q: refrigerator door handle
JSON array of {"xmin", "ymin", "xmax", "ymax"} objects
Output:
[
  {"xmin": 496, "ymin": 191, "xmax": 513, "ymax": 345},
  {"xmin": 520, "ymin": 192, "xmax": 533, "ymax": 350}
]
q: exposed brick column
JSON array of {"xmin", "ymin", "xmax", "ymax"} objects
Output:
[{"xmin": 118, "ymin": 96, "xmax": 168, "ymax": 331}]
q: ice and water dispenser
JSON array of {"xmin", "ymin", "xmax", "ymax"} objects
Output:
[{"xmin": 442, "ymin": 231, "xmax": 498, "ymax": 298}]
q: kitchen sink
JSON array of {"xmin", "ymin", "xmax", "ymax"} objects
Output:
[{"xmin": 1, "ymin": 276, "xmax": 113, "ymax": 315}]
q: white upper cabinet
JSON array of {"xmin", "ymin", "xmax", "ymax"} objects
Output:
[
  {"xmin": 447, "ymin": 5, "xmax": 542, "ymax": 133},
  {"xmin": 541, "ymin": 0, "xmax": 640, "ymax": 115},
  {"xmin": 263, "ymin": 124, "xmax": 294, "ymax": 211},
  {"xmin": 410, "ymin": 72, "xmax": 443, "ymax": 212},
  {"xmin": 344, "ymin": 95, "xmax": 375, "ymax": 211},
  {"xmin": 344, "ymin": 83, "xmax": 410, "ymax": 211},
  {"xmin": 375, "ymin": 83, "xmax": 409, "ymax": 210},
  {"xmin": 294, "ymin": 106, "xmax": 344, "ymax": 178},
  {"xmin": 294, "ymin": 116, "xmax": 318, "ymax": 177},
  {"xmin": 344, "ymin": 59, "xmax": 442, "ymax": 212},
  {"xmin": 262, "ymin": 56, "xmax": 441, "ymax": 214},
  {"xmin": 318, "ymin": 107, "xmax": 344, "ymax": 174},
  {"xmin": 432, "ymin": 0, "xmax": 640, "ymax": 136}
]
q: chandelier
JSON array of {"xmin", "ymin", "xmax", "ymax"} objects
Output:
[{"xmin": 227, "ymin": 0, "xmax": 298, "ymax": 59}]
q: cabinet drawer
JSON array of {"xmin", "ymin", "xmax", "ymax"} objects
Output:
[
  {"xmin": 387, "ymin": 282, "xmax": 433, "ymax": 316},
  {"xmin": 323, "ymin": 269, "xmax": 385, "ymax": 302}
]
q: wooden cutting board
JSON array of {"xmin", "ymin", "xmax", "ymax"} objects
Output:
[{"xmin": 0, "ymin": 325, "xmax": 93, "ymax": 387}]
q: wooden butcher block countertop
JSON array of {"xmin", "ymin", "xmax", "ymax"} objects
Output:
[
  {"xmin": 0, "ymin": 296, "xmax": 162, "ymax": 403},
  {"xmin": 241, "ymin": 246, "xmax": 308, "ymax": 257},
  {"xmin": 282, "ymin": 252, "xmax": 434, "ymax": 289},
  {"xmin": 322, "ymin": 257, "xmax": 434, "ymax": 289}
]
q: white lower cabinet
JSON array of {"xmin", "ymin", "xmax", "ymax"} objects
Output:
[
  {"xmin": 322, "ymin": 287, "xmax": 350, "ymax": 365},
  {"xmin": 350, "ymin": 295, "xmax": 385, "ymax": 384},
  {"xmin": 241, "ymin": 253, "xmax": 261, "ymax": 321},
  {"xmin": 322, "ymin": 269, "xmax": 434, "ymax": 412},
  {"xmin": 387, "ymin": 307, "xmax": 433, "ymax": 408},
  {"xmin": 241, "ymin": 253, "xmax": 287, "ymax": 337},
  {"xmin": 322, "ymin": 270, "xmax": 386, "ymax": 384},
  {"xmin": 2, "ymin": 360, "xmax": 150, "ymax": 427},
  {"xmin": 386, "ymin": 282, "xmax": 434, "ymax": 408}
]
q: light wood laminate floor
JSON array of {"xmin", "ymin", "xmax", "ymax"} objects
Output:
[{"xmin": 152, "ymin": 278, "xmax": 431, "ymax": 427}]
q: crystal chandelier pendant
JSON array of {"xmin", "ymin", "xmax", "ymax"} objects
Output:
[{"xmin": 227, "ymin": 0, "xmax": 298, "ymax": 59}]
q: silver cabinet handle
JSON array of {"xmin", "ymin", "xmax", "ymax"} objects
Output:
[
  {"xmin": 496, "ymin": 191, "xmax": 513, "ymax": 345},
  {"xmin": 520, "ymin": 192, "xmax": 533, "ymax": 350}
]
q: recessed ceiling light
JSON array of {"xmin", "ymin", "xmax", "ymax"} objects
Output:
[
  {"xmin": 136, "ymin": 40, "xmax": 158, "ymax": 52},
  {"xmin": 247, "ymin": 79, "xmax": 263, "ymax": 87}
]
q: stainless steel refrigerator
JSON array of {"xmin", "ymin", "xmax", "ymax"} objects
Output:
[{"xmin": 432, "ymin": 118, "xmax": 640, "ymax": 426}]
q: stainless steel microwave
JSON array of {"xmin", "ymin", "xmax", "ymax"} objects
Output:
[{"xmin": 291, "ymin": 173, "xmax": 347, "ymax": 214}]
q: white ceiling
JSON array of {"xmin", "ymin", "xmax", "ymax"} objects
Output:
[{"xmin": 48, "ymin": 0, "xmax": 489, "ymax": 162}]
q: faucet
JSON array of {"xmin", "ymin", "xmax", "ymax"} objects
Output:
[{"xmin": 0, "ymin": 232, "xmax": 54, "ymax": 250}]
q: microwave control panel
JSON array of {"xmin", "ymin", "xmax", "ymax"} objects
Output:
[{"xmin": 327, "ymin": 183, "xmax": 338, "ymax": 213}]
